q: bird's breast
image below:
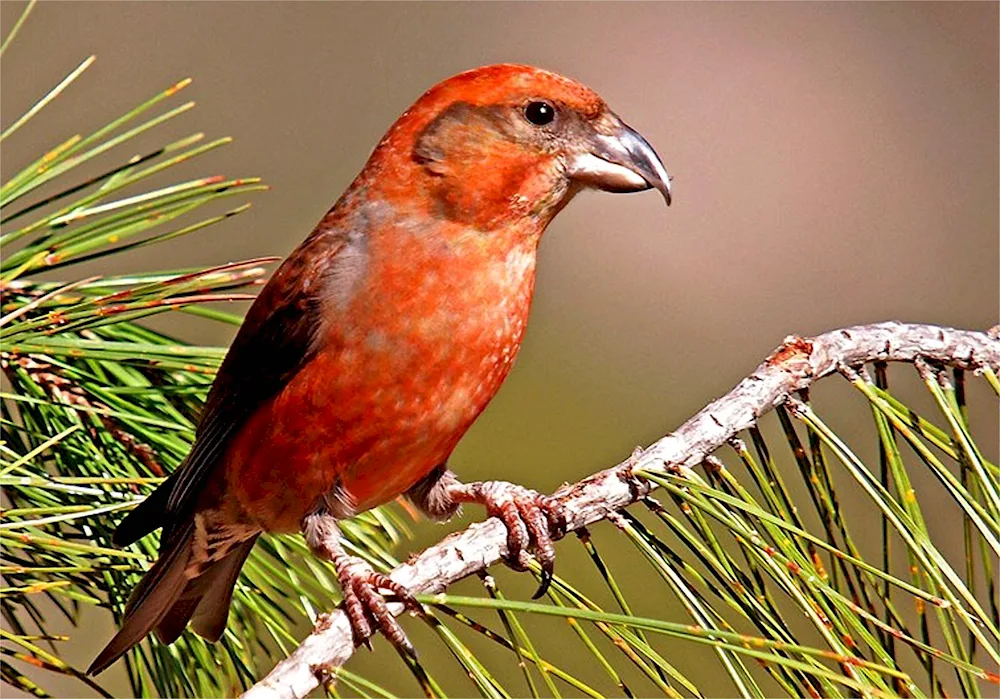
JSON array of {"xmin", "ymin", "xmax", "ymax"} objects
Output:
[
  {"xmin": 324, "ymin": 227, "xmax": 539, "ymax": 449},
  {"xmin": 227, "ymin": 222, "xmax": 540, "ymax": 529}
]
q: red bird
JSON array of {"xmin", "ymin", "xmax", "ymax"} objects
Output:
[{"xmin": 89, "ymin": 63, "xmax": 670, "ymax": 674}]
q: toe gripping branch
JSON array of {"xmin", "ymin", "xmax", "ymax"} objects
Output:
[
  {"xmin": 303, "ymin": 511, "xmax": 422, "ymax": 658},
  {"xmin": 302, "ymin": 474, "xmax": 569, "ymax": 658},
  {"xmin": 444, "ymin": 480, "xmax": 568, "ymax": 598}
]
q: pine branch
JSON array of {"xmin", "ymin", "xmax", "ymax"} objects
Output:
[{"xmin": 243, "ymin": 321, "xmax": 1000, "ymax": 699}]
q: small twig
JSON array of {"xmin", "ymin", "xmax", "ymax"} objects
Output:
[
  {"xmin": 0, "ymin": 276, "xmax": 100, "ymax": 327},
  {"xmin": 3, "ymin": 355, "xmax": 164, "ymax": 476},
  {"xmin": 243, "ymin": 322, "xmax": 999, "ymax": 699}
]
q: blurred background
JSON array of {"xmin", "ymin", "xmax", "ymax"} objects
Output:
[{"xmin": 2, "ymin": 2, "xmax": 997, "ymax": 697}]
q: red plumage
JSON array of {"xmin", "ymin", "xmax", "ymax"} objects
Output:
[{"xmin": 90, "ymin": 63, "xmax": 670, "ymax": 674}]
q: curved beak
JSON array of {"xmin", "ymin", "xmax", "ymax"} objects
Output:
[{"xmin": 566, "ymin": 115, "xmax": 672, "ymax": 206}]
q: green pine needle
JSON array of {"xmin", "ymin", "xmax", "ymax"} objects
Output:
[{"xmin": 3, "ymin": 10, "xmax": 997, "ymax": 699}]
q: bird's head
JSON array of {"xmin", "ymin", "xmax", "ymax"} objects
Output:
[{"xmin": 364, "ymin": 64, "xmax": 671, "ymax": 233}]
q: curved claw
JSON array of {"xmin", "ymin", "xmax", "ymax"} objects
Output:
[
  {"xmin": 497, "ymin": 499, "xmax": 532, "ymax": 571},
  {"xmin": 521, "ymin": 503, "xmax": 555, "ymax": 598},
  {"xmin": 532, "ymin": 494, "xmax": 567, "ymax": 598},
  {"xmin": 459, "ymin": 481, "xmax": 567, "ymax": 598},
  {"xmin": 335, "ymin": 558, "xmax": 422, "ymax": 659}
]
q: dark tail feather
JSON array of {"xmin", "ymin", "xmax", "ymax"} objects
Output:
[
  {"xmin": 191, "ymin": 534, "xmax": 259, "ymax": 642},
  {"xmin": 153, "ymin": 597, "xmax": 201, "ymax": 645},
  {"xmin": 157, "ymin": 534, "xmax": 258, "ymax": 644},
  {"xmin": 88, "ymin": 530, "xmax": 260, "ymax": 675},
  {"xmin": 88, "ymin": 523, "xmax": 195, "ymax": 675},
  {"xmin": 113, "ymin": 469, "xmax": 181, "ymax": 548}
]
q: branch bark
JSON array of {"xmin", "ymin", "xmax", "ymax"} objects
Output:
[{"xmin": 243, "ymin": 321, "xmax": 1000, "ymax": 699}]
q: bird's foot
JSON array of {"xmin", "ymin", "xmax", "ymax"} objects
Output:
[
  {"xmin": 334, "ymin": 554, "xmax": 421, "ymax": 656},
  {"xmin": 449, "ymin": 480, "xmax": 567, "ymax": 598},
  {"xmin": 303, "ymin": 510, "xmax": 421, "ymax": 657}
]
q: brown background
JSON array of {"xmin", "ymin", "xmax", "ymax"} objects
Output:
[{"xmin": 2, "ymin": 1, "xmax": 997, "ymax": 697}]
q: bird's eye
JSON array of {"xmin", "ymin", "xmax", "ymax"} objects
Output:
[{"xmin": 524, "ymin": 101, "xmax": 556, "ymax": 126}]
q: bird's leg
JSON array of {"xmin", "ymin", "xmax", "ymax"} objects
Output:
[
  {"xmin": 301, "ymin": 510, "xmax": 421, "ymax": 656},
  {"xmin": 407, "ymin": 465, "xmax": 568, "ymax": 598}
]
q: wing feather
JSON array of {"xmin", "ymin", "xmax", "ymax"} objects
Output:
[{"xmin": 114, "ymin": 224, "xmax": 355, "ymax": 543}]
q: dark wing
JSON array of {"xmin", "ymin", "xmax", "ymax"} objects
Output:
[{"xmin": 114, "ymin": 224, "xmax": 353, "ymax": 547}]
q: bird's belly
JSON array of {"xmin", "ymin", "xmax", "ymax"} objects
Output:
[
  {"xmin": 224, "ymin": 303, "xmax": 527, "ymax": 532},
  {"xmin": 224, "ymin": 230, "xmax": 538, "ymax": 532}
]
